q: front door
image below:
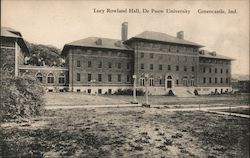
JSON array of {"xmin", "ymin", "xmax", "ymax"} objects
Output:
[{"xmin": 167, "ymin": 80, "xmax": 172, "ymax": 88}]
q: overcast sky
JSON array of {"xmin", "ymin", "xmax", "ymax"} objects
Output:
[{"xmin": 1, "ymin": 0, "xmax": 249, "ymax": 75}]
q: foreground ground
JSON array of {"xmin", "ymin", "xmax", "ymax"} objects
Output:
[
  {"xmin": 1, "ymin": 94, "xmax": 249, "ymax": 157},
  {"xmin": 1, "ymin": 107, "xmax": 249, "ymax": 157}
]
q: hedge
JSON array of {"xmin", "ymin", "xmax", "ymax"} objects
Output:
[{"xmin": 0, "ymin": 70, "xmax": 45, "ymax": 122}]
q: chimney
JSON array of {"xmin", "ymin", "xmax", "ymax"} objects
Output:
[
  {"xmin": 95, "ymin": 38, "xmax": 102, "ymax": 45},
  {"xmin": 177, "ymin": 31, "xmax": 184, "ymax": 39},
  {"xmin": 121, "ymin": 22, "xmax": 128, "ymax": 41}
]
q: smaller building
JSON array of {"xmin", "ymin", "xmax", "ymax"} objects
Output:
[{"xmin": 1, "ymin": 27, "xmax": 69, "ymax": 92}]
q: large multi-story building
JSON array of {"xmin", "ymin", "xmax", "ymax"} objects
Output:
[{"xmin": 0, "ymin": 23, "xmax": 233, "ymax": 96}]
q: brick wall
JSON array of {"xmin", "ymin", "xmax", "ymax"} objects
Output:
[
  {"xmin": 133, "ymin": 41, "xmax": 199, "ymax": 88},
  {"xmin": 67, "ymin": 47, "xmax": 133, "ymax": 91},
  {"xmin": 19, "ymin": 65, "xmax": 69, "ymax": 91},
  {"xmin": 198, "ymin": 57, "xmax": 231, "ymax": 87}
]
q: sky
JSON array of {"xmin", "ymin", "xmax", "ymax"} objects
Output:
[{"xmin": 1, "ymin": 0, "xmax": 249, "ymax": 75}]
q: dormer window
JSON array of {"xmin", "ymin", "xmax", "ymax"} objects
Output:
[{"xmin": 95, "ymin": 38, "xmax": 102, "ymax": 45}]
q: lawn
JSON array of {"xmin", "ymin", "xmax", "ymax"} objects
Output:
[
  {"xmin": 1, "ymin": 107, "xmax": 249, "ymax": 158},
  {"xmin": 45, "ymin": 92, "xmax": 249, "ymax": 107}
]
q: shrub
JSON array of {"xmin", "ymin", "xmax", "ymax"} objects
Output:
[
  {"xmin": 167, "ymin": 90, "xmax": 175, "ymax": 96},
  {"xmin": 194, "ymin": 89, "xmax": 199, "ymax": 95},
  {"xmin": 0, "ymin": 70, "xmax": 45, "ymax": 122},
  {"xmin": 113, "ymin": 89, "xmax": 144, "ymax": 96}
]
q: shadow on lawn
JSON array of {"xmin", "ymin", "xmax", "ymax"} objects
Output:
[{"xmin": 0, "ymin": 126, "xmax": 111, "ymax": 157}]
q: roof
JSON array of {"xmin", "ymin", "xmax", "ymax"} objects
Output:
[
  {"xmin": 65, "ymin": 37, "xmax": 132, "ymax": 51},
  {"xmin": 125, "ymin": 31, "xmax": 203, "ymax": 47},
  {"xmin": 1, "ymin": 26, "xmax": 29, "ymax": 53},
  {"xmin": 1, "ymin": 27, "xmax": 22, "ymax": 38},
  {"xmin": 199, "ymin": 50, "xmax": 234, "ymax": 60}
]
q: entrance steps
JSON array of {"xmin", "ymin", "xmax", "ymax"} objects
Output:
[{"xmin": 172, "ymin": 87, "xmax": 195, "ymax": 97}]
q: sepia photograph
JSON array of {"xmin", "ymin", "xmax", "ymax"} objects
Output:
[{"xmin": 0, "ymin": 0, "xmax": 249, "ymax": 157}]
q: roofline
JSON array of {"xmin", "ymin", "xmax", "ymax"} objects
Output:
[
  {"xmin": 61, "ymin": 44, "xmax": 133, "ymax": 57},
  {"xmin": 1, "ymin": 36, "xmax": 29, "ymax": 54},
  {"xmin": 124, "ymin": 37, "xmax": 204, "ymax": 48},
  {"xmin": 199, "ymin": 55, "xmax": 234, "ymax": 61}
]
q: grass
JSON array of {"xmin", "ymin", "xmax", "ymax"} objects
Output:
[
  {"xmin": 1, "ymin": 108, "xmax": 249, "ymax": 157},
  {"xmin": 45, "ymin": 92, "xmax": 249, "ymax": 106}
]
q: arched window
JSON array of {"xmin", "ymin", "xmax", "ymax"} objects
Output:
[
  {"xmin": 167, "ymin": 76, "xmax": 172, "ymax": 79},
  {"xmin": 183, "ymin": 76, "xmax": 188, "ymax": 87},
  {"xmin": 36, "ymin": 73, "xmax": 43, "ymax": 83},
  {"xmin": 47, "ymin": 73, "xmax": 54, "ymax": 83},
  {"xmin": 59, "ymin": 73, "xmax": 65, "ymax": 84}
]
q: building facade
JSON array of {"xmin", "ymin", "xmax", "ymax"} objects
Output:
[{"xmin": 1, "ymin": 23, "xmax": 233, "ymax": 96}]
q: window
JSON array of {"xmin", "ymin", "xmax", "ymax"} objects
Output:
[
  {"xmin": 203, "ymin": 77, "xmax": 206, "ymax": 84},
  {"xmin": 141, "ymin": 53, "xmax": 144, "ymax": 58},
  {"xmin": 118, "ymin": 63, "xmax": 121, "ymax": 69},
  {"xmin": 220, "ymin": 78, "xmax": 223, "ymax": 83},
  {"xmin": 87, "ymin": 89, "xmax": 91, "ymax": 94},
  {"xmin": 127, "ymin": 75, "xmax": 130, "ymax": 82},
  {"xmin": 168, "ymin": 65, "xmax": 171, "ymax": 71},
  {"xmin": 108, "ymin": 62, "xmax": 112, "ymax": 68},
  {"xmin": 98, "ymin": 61, "xmax": 102, "ymax": 68},
  {"xmin": 184, "ymin": 66, "xmax": 187, "ymax": 72},
  {"xmin": 76, "ymin": 73, "xmax": 80, "ymax": 81},
  {"xmin": 88, "ymin": 61, "xmax": 92, "ymax": 67},
  {"xmin": 192, "ymin": 66, "xmax": 194, "ymax": 72},
  {"xmin": 184, "ymin": 56, "xmax": 187, "ymax": 62},
  {"xmin": 221, "ymin": 69, "xmax": 223, "ymax": 74},
  {"xmin": 47, "ymin": 73, "xmax": 54, "ymax": 83},
  {"xmin": 36, "ymin": 73, "xmax": 43, "ymax": 83},
  {"xmin": 203, "ymin": 67, "xmax": 206, "ymax": 73},
  {"xmin": 209, "ymin": 68, "xmax": 212, "ymax": 73},
  {"xmin": 176, "ymin": 65, "xmax": 179, "ymax": 71},
  {"xmin": 58, "ymin": 73, "xmax": 65, "ymax": 84},
  {"xmin": 159, "ymin": 64, "xmax": 163, "ymax": 70},
  {"xmin": 108, "ymin": 74, "xmax": 112, "ymax": 82},
  {"xmin": 215, "ymin": 77, "xmax": 217, "ymax": 83},
  {"xmin": 98, "ymin": 74, "xmax": 102, "ymax": 82},
  {"xmin": 150, "ymin": 64, "xmax": 154, "ymax": 70},
  {"xmin": 127, "ymin": 63, "xmax": 130, "ymax": 69},
  {"xmin": 140, "ymin": 78, "xmax": 145, "ymax": 86},
  {"xmin": 226, "ymin": 78, "xmax": 229, "ymax": 83},
  {"xmin": 150, "ymin": 53, "xmax": 154, "ymax": 58},
  {"xmin": 183, "ymin": 77, "xmax": 188, "ymax": 87},
  {"xmin": 215, "ymin": 68, "xmax": 217, "ymax": 73},
  {"xmin": 176, "ymin": 79, "xmax": 179, "ymax": 85},
  {"xmin": 209, "ymin": 77, "xmax": 212, "ymax": 83},
  {"xmin": 108, "ymin": 89, "xmax": 112, "ymax": 94},
  {"xmin": 141, "ymin": 63, "xmax": 144, "ymax": 69},
  {"xmin": 98, "ymin": 89, "xmax": 102, "ymax": 94},
  {"xmin": 77, "ymin": 60, "xmax": 81, "ymax": 67},
  {"xmin": 118, "ymin": 74, "xmax": 121, "ymax": 82},
  {"xmin": 77, "ymin": 89, "xmax": 81, "ymax": 92},
  {"xmin": 88, "ymin": 74, "xmax": 92, "ymax": 81},
  {"xmin": 159, "ymin": 79, "xmax": 162, "ymax": 85},
  {"xmin": 149, "ymin": 78, "xmax": 154, "ymax": 86},
  {"xmin": 190, "ymin": 78, "xmax": 195, "ymax": 86},
  {"xmin": 226, "ymin": 69, "xmax": 229, "ymax": 73}
]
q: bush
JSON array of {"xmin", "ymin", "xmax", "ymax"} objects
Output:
[
  {"xmin": 0, "ymin": 70, "xmax": 45, "ymax": 122},
  {"xmin": 113, "ymin": 89, "xmax": 144, "ymax": 96},
  {"xmin": 194, "ymin": 89, "xmax": 199, "ymax": 96},
  {"xmin": 167, "ymin": 90, "xmax": 175, "ymax": 96}
]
